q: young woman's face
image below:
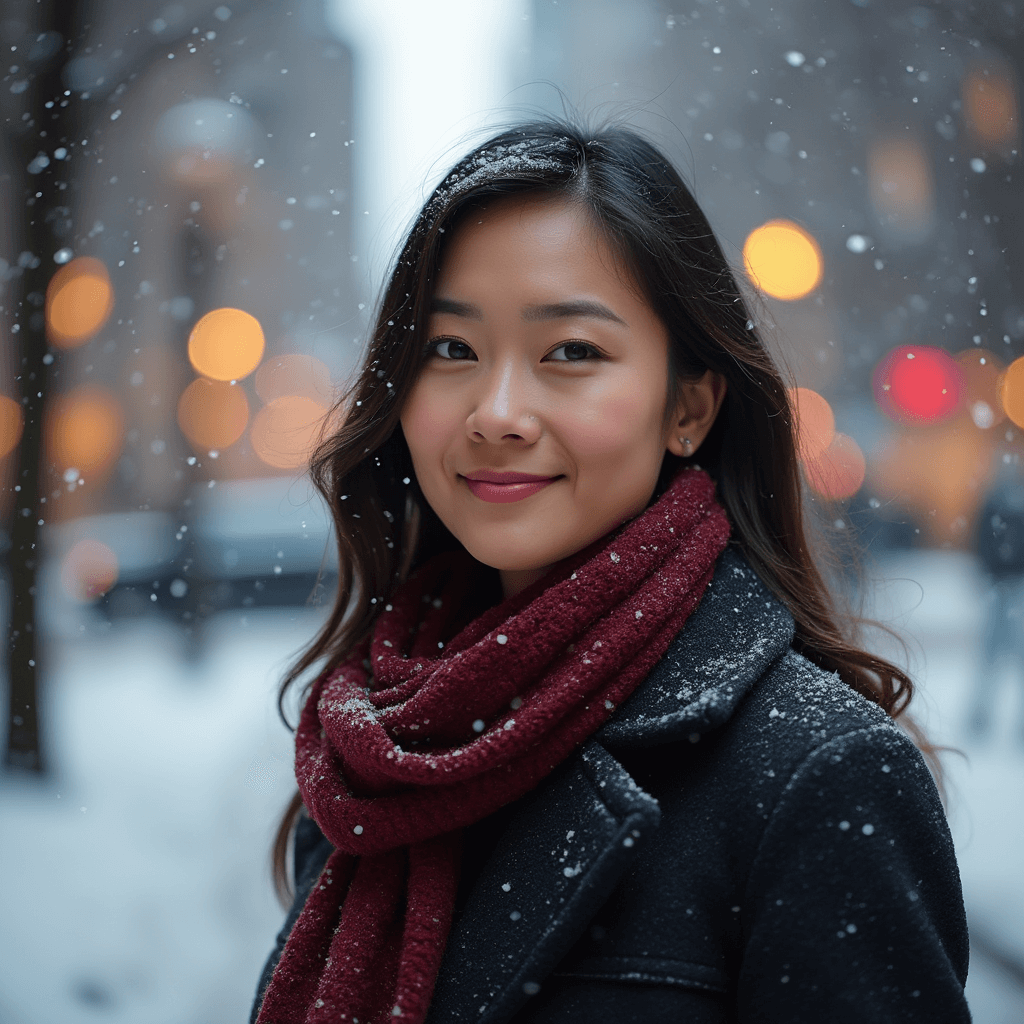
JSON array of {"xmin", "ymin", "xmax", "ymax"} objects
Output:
[{"xmin": 400, "ymin": 196, "xmax": 703, "ymax": 597}]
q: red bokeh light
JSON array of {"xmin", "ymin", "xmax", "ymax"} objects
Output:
[{"xmin": 873, "ymin": 346, "xmax": 963, "ymax": 423}]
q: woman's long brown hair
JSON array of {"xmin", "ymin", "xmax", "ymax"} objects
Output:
[{"xmin": 271, "ymin": 118, "xmax": 938, "ymax": 903}]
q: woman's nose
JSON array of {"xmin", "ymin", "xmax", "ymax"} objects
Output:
[{"xmin": 465, "ymin": 359, "xmax": 541, "ymax": 444}]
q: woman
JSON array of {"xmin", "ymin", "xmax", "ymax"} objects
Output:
[{"xmin": 251, "ymin": 120, "xmax": 970, "ymax": 1023}]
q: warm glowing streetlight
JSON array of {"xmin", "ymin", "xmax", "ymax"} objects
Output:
[
  {"xmin": 47, "ymin": 388, "xmax": 124, "ymax": 475},
  {"xmin": 742, "ymin": 220, "xmax": 823, "ymax": 301},
  {"xmin": 187, "ymin": 307, "xmax": 265, "ymax": 381},
  {"xmin": 788, "ymin": 387, "xmax": 835, "ymax": 463},
  {"xmin": 46, "ymin": 257, "xmax": 114, "ymax": 348},
  {"xmin": 0, "ymin": 395, "xmax": 24, "ymax": 458},
  {"xmin": 802, "ymin": 433, "xmax": 866, "ymax": 501},
  {"xmin": 867, "ymin": 137, "xmax": 934, "ymax": 238},
  {"xmin": 255, "ymin": 353, "xmax": 333, "ymax": 404},
  {"xmin": 251, "ymin": 395, "xmax": 328, "ymax": 469},
  {"xmin": 963, "ymin": 66, "xmax": 1019, "ymax": 148},
  {"xmin": 1001, "ymin": 356, "xmax": 1024, "ymax": 430},
  {"xmin": 176, "ymin": 378, "xmax": 250, "ymax": 451}
]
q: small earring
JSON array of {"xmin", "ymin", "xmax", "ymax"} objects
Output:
[{"xmin": 679, "ymin": 436, "xmax": 693, "ymax": 455}]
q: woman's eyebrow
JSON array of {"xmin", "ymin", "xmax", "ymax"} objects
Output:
[
  {"xmin": 430, "ymin": 297, "xmax": 483, "ymax": 319},
  {"xmin": 521, "ymin": 299, "xmax": 627, "ymax": 326},
  {"xmin": 429, "ymin": 296, "xmax": 628, "ymax": 327}
]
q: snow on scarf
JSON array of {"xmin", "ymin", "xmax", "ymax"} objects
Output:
[{"xmin": 256, "ymin": 467, "xmax": 730, "ymax": 1024}]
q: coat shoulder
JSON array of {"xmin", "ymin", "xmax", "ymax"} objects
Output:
[
  {"xmin": 554, "ymin": 650, "xmax": 969, "ymax": 1023},
  {"xmin": 733, "ymin": 647, "xmax": 906, "ymax": 771},
  {"xmin": 700, "ymin": 647, "xmax": 932, "ymax": 844}
]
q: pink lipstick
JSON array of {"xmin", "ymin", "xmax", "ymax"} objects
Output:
[{"xmin": 461, "ymin": 470, "xmax": 560, "ymax": 504}]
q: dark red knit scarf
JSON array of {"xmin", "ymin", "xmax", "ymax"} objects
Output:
[{"xmin": 256, "ymin": 468, "xmax": 730, "ymax": 1024}]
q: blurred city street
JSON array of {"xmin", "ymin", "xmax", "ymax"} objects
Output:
[
  {"xmin": 0, "ymin": 549, "xmax": 1022, "ymax": 1022},
  {"xmin": 2, "ymin": 0, "xmax": 1023, "ymax": 1020}
]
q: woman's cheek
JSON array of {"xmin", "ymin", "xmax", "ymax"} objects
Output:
[
  {"xmin": 403, "ymin": 387, "xmax": 457, "ymax": 465},
  {"xmin": 562, "ymin": 390, "xmax": 658, "ymax": 461}
]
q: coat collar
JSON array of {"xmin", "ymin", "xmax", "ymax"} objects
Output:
[
  {"xmin": 427, "ymin": 547, "xmax": 795, "ymax": 1024},
  {"xmin": 598, "ymin": 545, "xmax": 794, "ymax": 749}
]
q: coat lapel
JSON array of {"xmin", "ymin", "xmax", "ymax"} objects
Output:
[{"xmin": 426, "ymin": 740, "xmax": 661, "ymax": 1024}]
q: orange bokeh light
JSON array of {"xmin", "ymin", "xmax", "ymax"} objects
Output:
[
  {"xmin": 870, "ymin": 418, "xmax": 998, "ymax": 545},
  {"xmin": 742, "ymin": 220, "xmax": 823, "ymax": 301},
  {"xmin": 251, "ymin": 395, "xmax": 328, "ymax": 469},
  {"xmin": 789, "ymin": 387, "xmax": 835, "ymax": 463},
  {"xmin": 188, "ymin": 307, "xmax": 265, "ymax": 382},
  {"xmin": 0, "ymin": 395, "xmax": 24, "ymax": 458},
  {"xmin": 803, "ymin": 433, "xmax": 866, "ymax": 501},
  {"xmin": 963, "ymin": 67, "xmax": 1019, "ymax": 147},
  {"xmin": 255, "ymin": 353, "xmax": 333, "ymax": 405},
  {"xmin": 48, "ymin": 388, "xmax": 124, "ymax": 475},
  {"xmin": 955, "ymin": 349, "xmax": 1005, "ymax": 429},
  {"xmin": 46, "ymin": 257, "xmax": 114, "ymax": 348},
  {"xmin": 1002, "ymin": 356, "xmax": 1024, "ymax": 430},
  {"xmin": 176, "ymin": 378, "xmax": 249, "ymax": 452},
  {"xmin": 868, "ymin": 137, "xmax": 934, "ymax": 233},
  {"xmin": 61, "ymin": 539, "xmax": 119, "ymax": 602}
]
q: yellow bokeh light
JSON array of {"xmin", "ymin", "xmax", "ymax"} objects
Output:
[
  {"xmin": 1001, "ymin": 356, "xmax": 1024, "ymax": 430},
  {"xmin": 188, "ymin": 307, "xmax": 265, "ymax": 381},
  {"xmin": 177, "ymin": 378, "xmax": 249, "ymax": 452},
  {"xmin": 46, "ymin": 257, "xmax": 114, "ymax": 348},
  {"xmin": 48, "ymin": 388, "xmax": 124, "ymax": 475},
  {"xmin": 251, "ymin": 395, "xmax": 328, "ymax": 469},
  {"xmin": 742, "ymin": 220, "xmax": 823, "ymax": 301},
  {"xmin": 0, "ymin": 395, "xmax": 24, "ymax": 459},
  {"xmin": 963, "ymin": 67, "xmax": 1019, "ymax": 147},
  {"xmin": 789, "ymin": 387, "xmax": 835, "ymax": 463},
  {"xmin": 61, "ymin": 539, "xmax": 119, "ymax": 602}
]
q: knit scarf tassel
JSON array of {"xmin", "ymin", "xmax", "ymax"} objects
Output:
[{"xmin": 256, "ymin": 468, "xmax": 730, "ymax": 1024}]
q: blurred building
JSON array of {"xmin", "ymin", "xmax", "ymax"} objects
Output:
[{"xmin": 22, "ymin": 0, "xmax": 358, "ymax": 523}]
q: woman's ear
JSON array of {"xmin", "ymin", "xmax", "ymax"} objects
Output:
[{"xmin": 665, "ymin": 371, "xmax": 727, "ymax": 458}]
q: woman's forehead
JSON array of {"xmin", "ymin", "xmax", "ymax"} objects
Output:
[{"xmin": 434, "ymin": 196, "xmax": 640, "ymax": 307}]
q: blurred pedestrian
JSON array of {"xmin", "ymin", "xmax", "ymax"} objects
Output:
[
  {"xmin": 970, "ymin": 472, "xmax": 1024, "ymax": 740},
  {"xmin": 250, "ymin": 120, "xmax": 969, "ymax": 1023}
]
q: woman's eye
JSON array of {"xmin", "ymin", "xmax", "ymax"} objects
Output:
[
  {"xmin": 546, "ymin": 341, "xmax": 601, "ymax": 362},
  {"xmin": 429, "ymin": 337, "xmax": 475, "ymax": 361}
]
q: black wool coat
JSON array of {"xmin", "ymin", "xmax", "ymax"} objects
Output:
[{"xmin": 252, "ymin": 548, "xmax": 971, "ymax": 1023}]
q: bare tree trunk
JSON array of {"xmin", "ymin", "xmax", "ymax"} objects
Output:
[{"xmin": 3, "ymin": 0, "xmax": 82, "ymax": 773}]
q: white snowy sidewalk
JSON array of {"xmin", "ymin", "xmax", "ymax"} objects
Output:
[{"xmin": 0, "ymin": 610, "xmax": 313, "ymax": 1024}]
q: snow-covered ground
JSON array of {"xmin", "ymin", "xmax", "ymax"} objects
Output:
[
  {"xmin": 1, "ymin": 551, "xmax": 1022, "ymax": 1022},
  {"xmin": 0, "ymin": 610, "xmax": 312, "ymax": 1024}
]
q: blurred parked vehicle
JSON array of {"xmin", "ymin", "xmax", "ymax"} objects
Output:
[{"xmin": 42, "ymin": 478, "xmax": 337, "ymax": 636}]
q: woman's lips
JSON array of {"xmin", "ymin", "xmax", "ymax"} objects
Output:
[{"xmin": 461, "ymin": 475, "xmax": 560, "ymax": 503}]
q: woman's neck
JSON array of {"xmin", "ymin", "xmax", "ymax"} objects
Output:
[{"xmin": 500, "ymin": 566, "xmax": 550, "ymax": 600}]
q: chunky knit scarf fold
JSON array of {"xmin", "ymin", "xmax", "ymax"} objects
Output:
[{"xmin": 256, "ymin": 468, "xmax": 730, "ymax": 1024}]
